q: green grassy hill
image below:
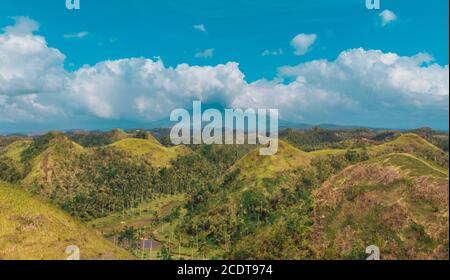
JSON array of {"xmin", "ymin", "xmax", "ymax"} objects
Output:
[
  {"xmin": 0, "ymin": 135, "xmax": 31, "ymax": 149},
  {"xmin": 202, "ymin": 140, "xmax": 314, "ymax": 200},
  {"xmin": 312, "ymin": 152, "xmax": 449, "ymax": 260},
  {"xmin": 0, "ymin": 181, "xmax": 134, "ymax": 260},
  {"xmin": 406, "ymin": 127, "xmax": 449, "ymax": 152},
  {"xmin": 174, "ymin": 141, "xmax": 316, "ymax": 259},
  {"xmin": 0, "ymin": 132, "xmax": 190, "ymax": 216},
  {"xmin": 22, "ymin": 132, "xmax": 86, "ymax": 186},
  {"xmin": 229, "ymin": 140, "xmax": 311, "ymax": 183},
  {"xmin": 66, "ymin": 128, "xmax": 130, "ymax": 148},
  {"xmin": 0, "ymin": 133, "xmax": 162, "ymax": 220},
  {"xmin": 373, "ymin": 153, "xmax": 448, "ymax": 178},
  {"xmin": 0, "ymin": 140, "xmax": 32, "ymax": 181},
  {"xmin": 0, "ymin": 129, "xmax": 447, "ymax": 260},
  {"xmin": 109, "ymin": 138, "xmax": 190, "ymax": 168},
  {"xmin": 175, "ymin": 136, "xmax": 448, "ymax": 260},
  {"xmin": 370, "ymin": 133, "xmax": 448, "ymax": 166},
  {"xmin": 110, "ymin": 128, "xmax": 130, "ymax": 142},
  {"xmin": 1, "ymin": 140, "xmax": 32, "ymax": 162},
  {"xmin": 308, "ymin": 133, "xmax": 449, "ymax": 166}
]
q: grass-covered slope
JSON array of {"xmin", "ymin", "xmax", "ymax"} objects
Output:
[
  {"xmin": 22, "ymin": 132, "xmax": 86, "ymax": 186},
  {"xmin": 0, "ymin": 133, "xmax": 159, "ymax": 220},
  {"xmin": 370, "ymin": 133, "xmax": 448, "ymax": 167},
  {"xmin": 0, "ymin": 181, "xmax": 134, "ymax": 260},
  {"xmin": 307, "ymin": 133, "xmax": 449, "ymax": 167},
  {"xmin": 222, "ymin": 140, "xmax": 313, "ymax": 205},
  {"xmin": 1, "ymin": 129, "xmax": 447, "ymax": 260},
  {"xmin": 374, "ymin": 153, "xmax": 448, "ymax": 178},
  {"xmin": 231, "ymin": 140, "xmax": 312, "ymax": 182},
  {"xmin": 312, "ymin": 153, "xmax": 449, "ymax": 260},
  {"xmin": 177, "ymin": 141, "xmax": 316, "ymax": 259},
  {"xmin": 1, "ymin": 140, "xmax": 32, "ymax": 162},
  {"xmin": 109, "ymin": 138, "xmax": 190, "ymax": 168},
  {"xmin": 0, "ymin": 140, "xmax": 32, "ymax": 181},
  {"xmin": 110, "ymin": 128, "xmax": 130, "ymax": 142}
]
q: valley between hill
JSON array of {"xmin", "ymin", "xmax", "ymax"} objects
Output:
[{"xmin": 0, "ymin": 127, "xmax": 448, "ymax": 260}]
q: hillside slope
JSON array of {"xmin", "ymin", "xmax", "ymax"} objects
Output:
[
  {"xmin": 109, "ymin": 137, "xmax": 190, "ymax": 168},
  {"xmin": 1, "ymin": 130, "xmax": 447, "ymax": 260},
  {"xmin": 370, "ymin": 133, "xmax": 448, "ymax": 167},
  {"xmin": 0, "ymin": 133, "xmax": 160, "ymax": 220},
  {"xmin": 307, "ymin": 133, "xmax": 449, "ymax": 167},
  {"xmin": 22, "ymin": 132, "xmax": 86, "ymax": 186},
  {"xmin": 0, "ymin": 140, "xmax": 32, "ymax": 181},
  {"xmin": 231, "ymin": 140, "xmax": 312, "ymax": 182},
  {"xmin": 0, "ymin": 181, "xmax": 134, "ymax": 260},
  {"xmin": 312, "ymin": 153, "xmax": 449, "ymax": 260},
  {"xmin": 178, "ymin": 141, "xmax": 315, "ymax": 259}
]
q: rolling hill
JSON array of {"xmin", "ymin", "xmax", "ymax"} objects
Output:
[
  {"xmin": 307, "ymin": 133, "xmax": 449, "ymax": 167},
  {"xmin": 230, "ymin": 140, "xmax": 312, "ymax": 183},
  {"xmin": 311, "ymin": 152, "xmax": 449, "ymax": 260},
  {"xmin": 0, "ymin": 181, "xmax": 134, "ymax": 260},
  {"xmin": 0, "ymin": 129, "xmax": 448, "ymax": 260},
  {"xmin": 21, "ymin": 132, "xmax": 86, "ymax": 186},
  {"xmin": 175, "ymin": 134, "xmax": 448, "ymax": 259},
  {"xmin": 349, "ymin": 133, "xmax": 449, "ymax": 170},
  {"xmin": 109, "ymin": 137, "xmax": 190, "ymax": 168},
  {"xmin": 0, "ymin": 131, "xmax": 190, "ymax": 220},
  {"xmin": 176, "ymin": 140, "xmax": 316, "ymax": 259},
  {"xmin": 0, "ymin": 140, "xmax": 32, "ymax": 181}
]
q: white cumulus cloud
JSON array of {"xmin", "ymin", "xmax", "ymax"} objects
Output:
[
  {"xmin": 0, "ymin": 17, "xmax": 68, "ymax": 96},
  {"xmin": 67, "ymin": 58, "xmax": 245, "ymax": 121},
  {"xmin": 0, "ymin": 18, "xmax": 448, "ymax": 131},
  {"xmin": 193, "ymin": 24, "xmax": 207, "ymax": 33},
  {"xmin": 379, "ymin": 10, "xmax": 397, "ymax": 26},
  {"xmin": 291, "ymin": 33, "xmax": 317, "ymax": 56},
  {"xmin": 195, "ymin": 48, "xmax": 214, "ymax": 58}
]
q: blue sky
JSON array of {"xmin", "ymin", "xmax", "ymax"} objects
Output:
[
  {"xmin": 2, "ymin": 0, "xmax": 448, "ymax": 80},
  {"xmin": 0, "ymin": 0, "xmax": 449, "ymax": 132}
]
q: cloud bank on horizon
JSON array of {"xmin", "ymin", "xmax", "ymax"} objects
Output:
[{"xmin": 0, "ymin": 17, "xmax": 448, "ymax": 132}]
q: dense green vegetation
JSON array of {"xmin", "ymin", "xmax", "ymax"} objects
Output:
[
  {"xmin": 0, "ymin": 132, "xmax": 253, "ymax": 222},
  {"xmin": 61, "ymin": 148, "xmax": 159, "ymax": 220},
  {"xmin": 66, "ymin": 128, "xmax": 130, "ymax": 147},
  {"xmin": 280, "ymin": 127, "xmax": 398, "ymax": 152},
  {"xmin": 0, "ymin": 128, "xmax": 448, "ymax": 260},
  {"xmin": 175, "ymin": 144, "xmax": 368, "ymax": 259}
]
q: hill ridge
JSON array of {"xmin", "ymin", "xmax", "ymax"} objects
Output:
[{"xmin": 0, "ymin": 181, "xmax": 134, "ymax": 260}]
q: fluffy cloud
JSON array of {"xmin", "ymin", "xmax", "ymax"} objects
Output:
[
  {"xmin": 291, "ymin": 33, "xmax": 317, "ymax": 56},
  {"xmin": 0, "ymin": 18, "xmax": 448, "ymax": 131},
  {"xmin": 68, "ymin": 59, "xmax": 245, "ymax": 121},
  {"xmin": 379, "ymin": 10, "xmax": 397, "ymax": 26},
  {"xmin": 2, "ymin": 16, "xmax": 39, "ymax": 36},
  {"xmin": 273, "ymin": 49, "xmax": 448, "ymax": 126},
  {"xmin": 193, "ymin": 24, "xmax": 207, "ymax": 33},
  {"xmin": 261, "ymin": 48, "xmax": 283, "ymax": 57},
  {"xmin": 195, "ymin": 48, "xmax": 215, "ymax": 58},
  {"xmin": 0, "ymin": 17, "xmax": 67, "ymax": 96},
  {"xmin": 63, "ymin": 31, "xmax": 89, "ymax": 39}
]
